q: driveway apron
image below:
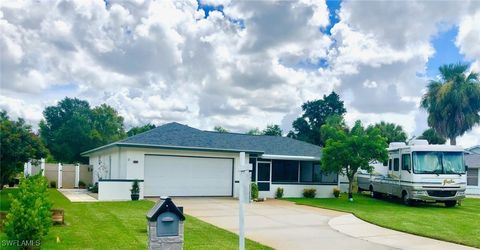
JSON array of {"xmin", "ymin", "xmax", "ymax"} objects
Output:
[{"xmin": 171, "ymin": 197, "xmax": 394, "ymax": 250}]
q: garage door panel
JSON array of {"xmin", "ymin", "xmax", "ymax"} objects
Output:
[{"xmin": 144, "ymin": 155, "xmax": 233, "ymax": 196}]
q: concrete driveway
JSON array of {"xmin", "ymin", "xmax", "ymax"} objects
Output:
[
  {"xmin": 172, "ymin": 197, "xmax": 393, "ymax": 250},
  {"xmin": 171, "ymin": 197, "xmax": 475, "ymax": 250}
]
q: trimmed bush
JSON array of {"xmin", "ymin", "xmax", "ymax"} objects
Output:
[
  {"xmin": 275, "ymin": 187, "xmax": 284, "ymax": 199},
  {"xmin": 302, "ymin": 188, "xmax": 316, "ymax": 198},
  {"xmin": 251, "ymin": 183, "xmax": 259, "ymax": 200},
  {"xmin": 333, "ymin": 187, "xmax": 341, "ymax": 198},
  {"xmin": 49, "ymin": 181, "xmax": 56, "ymax": 188},
  {"xmin": 88, "ymin": 182, "xmax": 98, "ymax": 193},
  {"xmin": 4, "ymin": 174, "xmax": 52, "ymax": 247}
]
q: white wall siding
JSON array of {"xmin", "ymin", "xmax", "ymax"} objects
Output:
[
  {"xmin": 98, "ymin": 181, "xmax": 144, "ymax": 201},
  {"xmin": 90, "ymin": 148, "xmax": 127, "ymax": 183},
  {"xmin": 265, "ymin": 184, "xmax": 336, "ymax": 198}
]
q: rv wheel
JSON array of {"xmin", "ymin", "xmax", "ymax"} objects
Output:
[{"xmin": 402, "ymin": 192, "xmax": 412, "ymax": 206}]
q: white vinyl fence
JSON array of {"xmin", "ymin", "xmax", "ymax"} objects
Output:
[{"xmin": 25, "ymin": 159, "xmax": 93, "ymax": 188}]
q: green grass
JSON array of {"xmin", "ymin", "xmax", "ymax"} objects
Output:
[
  {"xmin": 0, "ymin": 189, "xmax": 271, "ymax": 250},
  {"xmin": 286, "ymin": 194, "xmax": 480, "ymax": 248}
]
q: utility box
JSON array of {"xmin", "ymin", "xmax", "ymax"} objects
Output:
[{"xmin": 146, "ymin": 197, "xmax": 185, "ymax": 250}]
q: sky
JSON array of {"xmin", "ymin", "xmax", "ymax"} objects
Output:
[{"xmin": 1, "ymin": 0, "xmax": 479, "ymax": 147}]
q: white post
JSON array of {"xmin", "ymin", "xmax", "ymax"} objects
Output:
[
  {"xmin": 239, "ymin": 152, "xmax": 246, "ymax": 250},
  {"xmin": 27, "ymin": 161, "xmax": 32, "ymax": 176},
  {"xmin": 57, "ymin": 163, "xmax": 63, "ymax": 189},
  {"xmin": 238, "ymin": 152, "xmax": 252, "ymax": 250},
  {"xmin": 41, "ymin": 158, "xmax": 45, "ymax": 176},
  {"xmin": 74, "ymin": 163, "xmax": 80, "ymax": 188},
  {"xmin": 24, "ymin": 162, "xmax": 28, "ymax": 177}
]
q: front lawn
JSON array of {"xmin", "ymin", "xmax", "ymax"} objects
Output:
[
  {"xmin": 287, "ymin": 194, "xmax": 480, "ymax": 248},
  {"xmin": 0, "ymin": 189, "xmax": 271, "ymax": 249}
]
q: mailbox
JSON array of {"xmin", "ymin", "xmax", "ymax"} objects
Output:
[
  {"xmin": 146, "ymin": 197, "xmax": 185, "ymax": 250},
  {"xmin": 156, "ymin": 211, "xmax": 179, "ymax": 236}
]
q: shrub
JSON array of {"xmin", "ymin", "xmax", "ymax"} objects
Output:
[
  {"xmin": 333, "ymin": 187, "xmax": 341, "ymax": 198},
  {"xmin": 275, "ymin": 187, "xmax": 284, "ymax": 199},
  {"xmin": 88, "ymin": 182, "xmax": 98, "ymax": 193},
  {"xmin": 4, "ymin": 174, "xmax": 52, "ymax": 247},
  {"xmin": 251, "ymin": 183, "xmax": 259, "ymax": 200},
  {"xmin": 49, "ymin": 180, "xmax": 56, "ymax": 188},
  {"xmin": 302, "ymin": 188, "xmax": 316, "ymax": 198},
  {"xmin": 131, "ymin": 179, "xmax": 140, "ymax": 194},
  {"xmin": 78, "ymin": 180, "xmax": 86, "ymax": 188}
]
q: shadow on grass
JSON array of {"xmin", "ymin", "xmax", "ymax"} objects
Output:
[{"xmin": 356, "ymin": 191, "xmax": 451, "ymax": 208}]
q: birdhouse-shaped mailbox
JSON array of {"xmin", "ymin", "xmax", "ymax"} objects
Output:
[{"xmin": 146, "ymin": 197, "xmax": 185, "ymax": 250}]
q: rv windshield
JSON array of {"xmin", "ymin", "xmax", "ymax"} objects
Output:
[{"xmin": 412, "ymin": 152, "xmax": 464, "ymax": 174}]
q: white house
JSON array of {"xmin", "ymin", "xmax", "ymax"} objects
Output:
[
  {"xmin": 466, "ymin": 145, "xmax": 480, "ymax": 195},
  {"xmin": 82, "ymin": 122, "xmax": 337, "ymax": 201}
]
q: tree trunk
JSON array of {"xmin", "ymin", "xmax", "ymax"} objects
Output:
[
  {"xmin": 450, "ymin": 137, "xmax": 456, "ymax": 145},
  {"xmin": 348, "ymin": 181, "xmax": 353, "ymax": 200}
]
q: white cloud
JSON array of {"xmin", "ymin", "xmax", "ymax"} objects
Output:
[
  {"xmin": 0, "ymin": 0, "xmax": 479, "ymax": 147},
  {"xmin": 456, "ymin": 10, "xmax": 480, "ymax": 72}
]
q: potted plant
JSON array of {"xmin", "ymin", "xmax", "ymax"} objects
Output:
[
  {"xmin": 333, "ymin": 187, "xmax": 340, "ymax": 198},
  {"xmin": 78, "ymin": 180, "xmax": 86, "ymax": 189},
  {"xmin": 251, "ymin": 183, "xmax": 259, "ymax": 201},
  {"xmin": 275, "ymin": 187, "xmax": 284, "ymax": 199},
  {"xmin": 131, "ymin": 179, "xmax": 140, "ymax": 201}
]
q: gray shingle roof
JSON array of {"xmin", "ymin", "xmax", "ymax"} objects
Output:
[{"xmin": 85, "ymin": 122, "xmax": 321, "ymax": 158}]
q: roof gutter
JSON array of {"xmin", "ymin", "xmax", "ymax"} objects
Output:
[
  {"xmin": 260, "ymin": 154, "xmax": 320, "ymax": 161},
  {"xmin": 81, "ymin": 142, "xmax": 264, "ymax": 156}
]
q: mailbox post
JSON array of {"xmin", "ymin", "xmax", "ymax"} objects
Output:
[
  {"xmin": 146, "ymin": 197, "xmax": 185, "ymax": 250},
  {"xmin": 238, "ymin": 152, "xmax": 252, "ymax": 250}
]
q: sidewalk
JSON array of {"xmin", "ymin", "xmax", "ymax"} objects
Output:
[
  {"xmin": 328, "ymin": 214, "xmax": 475, "ymax": 250},
  {"xmin": 58, "ymin": 189, "xmax": 98, "ymax": 202}
]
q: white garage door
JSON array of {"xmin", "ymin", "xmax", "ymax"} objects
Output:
[{"xmin": 144, "ymin": 155, "xmax": 233, "ymax": 197}]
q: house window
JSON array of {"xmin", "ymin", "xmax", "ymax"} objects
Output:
[
  {"xmin": 249, "ymin": 158, "xmax": 257, "ymax": 181},
  {"xmin": 272, "ymin": 160, "xmax": 298, "ymax": 182},
  {"xmin": 393, "ymin": 158, "xmax": 399, "ymax": 171},
  {"xmin": 313, "ymin": 164, "xmax": 322, "ymax": 182},
  {"xmin": 257, "ymin": 162, "xmax": 270, "ymax": 181},
  {"xmin": 300, "ymin": 161, "xmax": 313, "ymax": 182},
  {"xmin": 299, "ymin": 161, "xmax": 337, "ymax": 184},
  {"xmin": 321, "ymin": 171, "xmax": 338, "ymax": 184},
  {"xmin": 467, "ymin": 168, "xmax": 478, "ymax": 186},
  {"xmin": 401, "ymin": 154, "xmax": 411, "ymax": 171}
]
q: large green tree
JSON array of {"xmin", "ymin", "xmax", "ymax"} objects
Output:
[
  {"xmin": 288, "ymin": 91, "xmax": 346, "ymax": 146},
  {"xmin": 262, "ymin": 124, "xmax": 282, "ymax": 136},
  {"xmin": 213, "ymin": 126, "xmax": 229, "ymax": 133},
  {"xmin": 246, "ymin": 128, "xmax": 261, "ymax": 135},
  {"xmin": 367, "ymin": 121, "xmax": 407, "ymax": 144},
  {"xmin": 127, "ymin": 124, "xmax": 156, "ymax": 137},
  {"xmin": 321, "ymin": 120, "xmax": 388, "ymax": 200},
  {"xmin": 421, "ymin": 63, "xmax": 480, "ymax": 145},
  {"xmin": 91, "ymin": 104, "xmax": 126, "ymax": 144},
  {"xmin": 418, "ymin": 128, "xmax": 446, "ymax": 145},
  {"xmin": 40, "ymin": 97, "xmax": 126, "ymax": 163},
  {"xmin": 0, "ymin": 111, "xmax": 48, "ymax": 189}
]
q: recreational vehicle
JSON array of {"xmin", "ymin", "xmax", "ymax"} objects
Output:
[{"xmin": 357, "ymin": 140, "xmax": 466, "ymax": 207}]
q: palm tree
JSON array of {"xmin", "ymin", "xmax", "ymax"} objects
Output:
[{"xmin": 421, "ymin": 63, "xmax": 480, "ymax": 145}]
